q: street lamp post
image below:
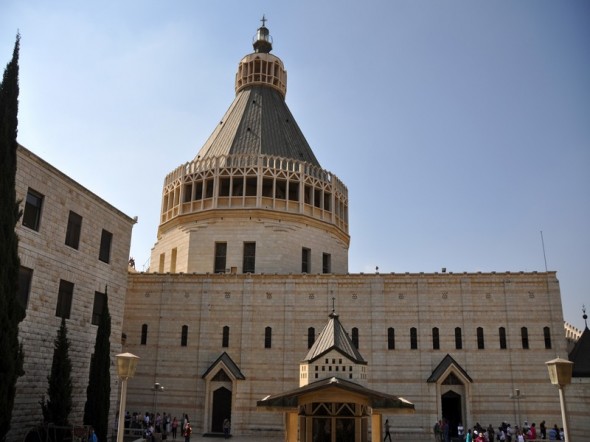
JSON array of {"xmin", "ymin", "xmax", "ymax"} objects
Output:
[
  {"xmin": 116, "ymin": 353, "xmax": 140, "ymax": 442},
  {"xmin": 546, "ymin": 357, "xmax": 573, "ymax": 442},
  {"xmin": 153, "ymin": 382, "xmax": 164, "ymax": 432}
]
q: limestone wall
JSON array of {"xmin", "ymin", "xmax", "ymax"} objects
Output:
[
  {"xmin": 9, "ymin": 146, "xmax": 134, "ymax": 441},
  {"xmin": 122, "ymin": 270, "xmax": 578, "ymax": 437}
]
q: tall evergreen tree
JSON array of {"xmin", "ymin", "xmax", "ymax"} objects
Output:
[
  {"xmin": 0, "ymin": 33, "xmax": 26, "ymax": 442},
  {"xmin": 84, "ymin": 289, "xmax": 111, "ymax": 442},
  {"xmin": 40, "ymin": 317, "xmax": 73, "ymax": 425}
]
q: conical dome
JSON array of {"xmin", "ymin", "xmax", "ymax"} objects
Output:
[{"xmin": 151, "ymin": 20, "xmax": 349, "ymax": 275}]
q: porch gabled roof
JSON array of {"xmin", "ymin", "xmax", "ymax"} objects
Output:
[{"xmin": 257, "ymin": 376, "xmax": 414, "ymax": 413}]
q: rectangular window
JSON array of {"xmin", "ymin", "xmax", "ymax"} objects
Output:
[
  {"xmin": 18, "ymin": 266, "xmax": 34, "ymax": 310},
  {"xmin": 181, "ymin": 325, "xmax": 188, "ymax": 347},
  {"xmin": 170, "ymin": 248, "xmax": 177, "ymax": 273},
  {"xmin": 158, "ymin": 253, "xmax": 165, "ymax": 273},
  {"xmin": 302, "ymin": 247, "xmax": 311, "ymax": 273},
  {"xmin": 65, "ymin": 211, "xmax": 83, "ymax": 249},
  {"xmin": 521, "ymin": 327, "xmax": 529, "ymax": 349},
  {"xmin": 544, "ymin": 326, "xmax": 552, "ymax": 349},
  {"xmin": 432, "ymin": 327, "xmax": 440, "ymax": 350},
  {"xmin": 222, "ymin": 326, "xmax": 230, "ymax": 348},
  {"xmin": 455, "ymin": 327, "xmax": 463, "ymax": 350},
  {"xmin": 55, "ymin": 279, "xmax": 74, "ymax": 319},
  {"xmin": 265, "ymin": 326, "xmax": 272, "ymax": 349},
  {"xmin": 141, "ymin": 324, "xmax": 148, "ymax": 345},
  {"xmin": 214, "ymin": 242, "xmax": 227, "ymax": 273},
  {"xmin": 22, "ymin": 188, "xmax": 44, "ymax": 231},
  {"xmin": 98, "ymin": 229, "xmax": 113, "ymax": 263},
  {"xmin": 387, "ymin": 327, "xmax": 395, "ymax": 350},
  {"xmin": 243, "ymin": 242, "xmax": 256, "ymax": 273},
  {"xmin": 499, "ymin": 327, "xmax": 507, "ymax": 349},
  {"xmin": 477, "ymin": 327, "xmax": 485, "ymax": 349},
  {"xmin": 410, "ymin": 327, "xmax": 418, "ymax": 350},
  {"xmin": 91, "ymin": 291, "xmax": 106, "ymax": 325},
  {"xmin": 322, "ymin": 253, "xmax": 331, "ymax": 274}
]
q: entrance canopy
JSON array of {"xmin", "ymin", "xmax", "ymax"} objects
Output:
[{"xmin": 257, "ymin": 376, "xmax": 414, "ymax": 414}]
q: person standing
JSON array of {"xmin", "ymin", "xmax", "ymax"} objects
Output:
[
  {"xmin": 223, "ymin": 418, "xmax": 231, "ymax": 439},
  {"xmin": 88, "ymin": 427, "xmax": 98, "ymax": 442},
  {"xmin": 457, "ymin": 422, "xmax": 464, "ymax": 440},
  {"xmin": 383, "ymin": 419, "xmax": 392, "ymax": 442},
  {"xmin": 172, "ymin": 417, "xmax": 178, "ymax": 440},
  {"xmin": 183, "ymin": 415, "xmax": 191, "ymax": 442}
]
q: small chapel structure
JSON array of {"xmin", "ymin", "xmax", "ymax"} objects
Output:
[{"xmin": 257, "ymin": 309, "xmax": 414, "ymax": 442}]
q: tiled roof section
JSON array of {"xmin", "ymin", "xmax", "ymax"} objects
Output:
[
  {"xmin": 427, "ymin": 354, "xmax": 473, "ymax": 383},
  {"xmin": 569, "ymin": 326, "xmax": 590, "ymax": 377},
  {"xmin": 257, "ymin": 376, "xmax": 415, "ymax": 412},
  {"xmin": 194, "ymin": 85, "xmax": 321, "ymax": 167},
  {"xmin": 303, "ymin": 313, "xmax": 366, "ymax": 364},
  {"xmin": 202, "ymin": 351, "xmax": 245, "ymax": 380}
]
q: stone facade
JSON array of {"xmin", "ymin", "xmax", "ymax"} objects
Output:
[
  {"xmin": 122, "ymin": 270, "xmax": 571, "ymax": 438},
  {"xmin": 10, "ymin": 145, "xmax": 135, "ymax": 441}
]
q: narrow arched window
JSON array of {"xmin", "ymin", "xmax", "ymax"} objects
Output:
[
  {"xmin": 264, "ymin": 326, "xmax": 272, "ymax": 348},
  {"xmin": 141, "ymin": 324, "xmax": 148, "ymax": 345},
  {"xmin": 222, "ymin": 326, "xmax": 229, "ymax": 348},
  {"xmin": 352, "ymin": 327, "xmax": 359, "ymax": 349},
  {"xmin": 543, "ymin": 326, "xmax": 552, "ymax": 349},
  {"xmin": 387, "ymin": 327, "xmax": 395, "ymax": 350},
  {"xmin": 455, "ymin": 327, "xmax": 462, "ymax": 350},
  {"xmin": 181, "ymin": 325, "xmax": 188, "ymax": 347},
  {"xmin": 432, "ymin": 327, "xmax": 440, "ymax": 350},
  {"xmin": 410, "ymin": 327, "xmax": 418, "ymax": 350},
  {"xmin": 499, "ymin": 327, "xmax": 507, "ymax": 349},
  {"xmin": 521, "ymin": 327, "xmax": 529, "ymax": 349},
  {"xmin": 477, "ymin": 327, "xmax": 485, "ymax": 349},
  {"xmin": 307, "ymin": 327, "xmax": 315, "ymax": 349}
]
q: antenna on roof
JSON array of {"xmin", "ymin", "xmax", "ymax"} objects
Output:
[{"xmin": 540, "ymin": 230, "xmax": 548, "ymax": 272}]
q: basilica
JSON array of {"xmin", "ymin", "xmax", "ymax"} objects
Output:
[
  {"xmin": 120, "ymin": 21, "xmax": 588, "ymax": 441},
  {"xmin": 9, "ymin": 19, "xmax": 589, "ymax": 442}
]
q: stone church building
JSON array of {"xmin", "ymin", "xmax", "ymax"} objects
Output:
[{"xmin": 120, "ymin": 21, "xmax": 585, "ymax": 440}]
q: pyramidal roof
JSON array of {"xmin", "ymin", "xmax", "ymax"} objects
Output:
[
  {"xmin": 194, "ymin": 20, "xmax": 321, "ymax": 167},
  {"xmin": 303, "ymin": 311, "xmax": 366, "ymax": 364},
  {"xmin": 569, "ymin": 313, "xmax": 590, "ymax": 377}
]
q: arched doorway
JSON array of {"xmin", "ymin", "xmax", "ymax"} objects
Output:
[
  {"xmin": 211, "ymin": 387, "xmax": 232, "ymax": 433},
  {"xmin": 441, "ymin": 390, "xmax": 462, "ymax": 437}
]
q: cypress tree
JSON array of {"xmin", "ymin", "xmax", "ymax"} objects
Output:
[
  {"xmin": 0, "ymin": 33, "xmax": 26, "ymax": 442},
  {"xmin": 84, "ymin": 289, "xmax": 111, "ymax": 442},
  {"xmin": 40, "ymin": 317, "xmax": 73, "ymax": 426}
]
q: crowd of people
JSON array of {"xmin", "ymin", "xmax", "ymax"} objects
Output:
[
  {"xmin": 123, "ymin": 411, "xmax": 191, "ymax": 441},
  {"xmin": 434, "ymin": 419, "xmax": 565, "ymax": 441}
]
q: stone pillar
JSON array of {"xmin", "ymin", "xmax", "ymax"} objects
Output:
[{"xmin": 371, "ymin": 414, "xmax": 382, "ymax": 442}]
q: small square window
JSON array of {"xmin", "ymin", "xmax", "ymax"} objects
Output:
[
  {"xmin": 22, "ymin": 189, "xmax": 44, "ymax": 231},
  {"xmin": 98, "ymin": 229, "xmax": 113, "ymax": 263},
  {"xmin": 65, "ymin": 211, "xmax": 83, "ymax": 249},
  {"xmin": 56, "ymin": 280, "xmax": 74, "ymax": 319},
  {"xmin": 18, "ymin": 266, "xmax": 33, "ymax": 310},
  {"xmin": 91, "ymin": 291, "xmax": 106, "ymax": 325}
]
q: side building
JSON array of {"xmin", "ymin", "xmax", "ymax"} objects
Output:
[{"xmin": 10, "ymin": 145, "xmax": 135, "ymax": 441}]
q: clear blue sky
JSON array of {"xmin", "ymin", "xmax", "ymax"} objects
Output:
[{"xmin": 2, "ymin": 1, "xmax": 588, "ymax": 329}]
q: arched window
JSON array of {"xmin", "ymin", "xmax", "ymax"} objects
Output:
[
  {"xmin": 307, "ymin": 327, "xmax": 315, "ymax": 349},
  {"xmin": 352, "ymin": 327, "xmax": 359, "ymax": 349},
  {"xmin": 141, "ymin": 324, "xmax": 148, "ymax": 345},
  {"xmin": 181, "ymin": 325, "xmax": 188, "ymax": 347},
  {"xmin": 521, "ymin": 327, "xmax": 529, "ymax": 349},
  {"xmin": 410, "ymin": 327, "xmax": 418, "ymax": 350},
  {"xmin": 455, "ymin": 327, "xmax": 462, "ymax": 350},
  {"xmin": 265, "ymin": 326, "xmax": 272, "ymax": 348},
  {"xmin": 499, "ymin": 327, "xmax": 507, "ymax": 349},
  {"xmin": 432, "ymin": 327, "xmax": 440, "ymax": 350},
  {"xmin": 387, "ymin": 327, "xmax": 395, "ymax": 350},
  {"xmin": 477, "ymin": 327, "xmax": 485, "ymax": 349},
  {"xmin": 543, "ymin": 326, "xmax": 552, "ymax": 349},
  {"xmin": 222, "ymin": 326, "xmax": 229, "ymax": 348}
]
